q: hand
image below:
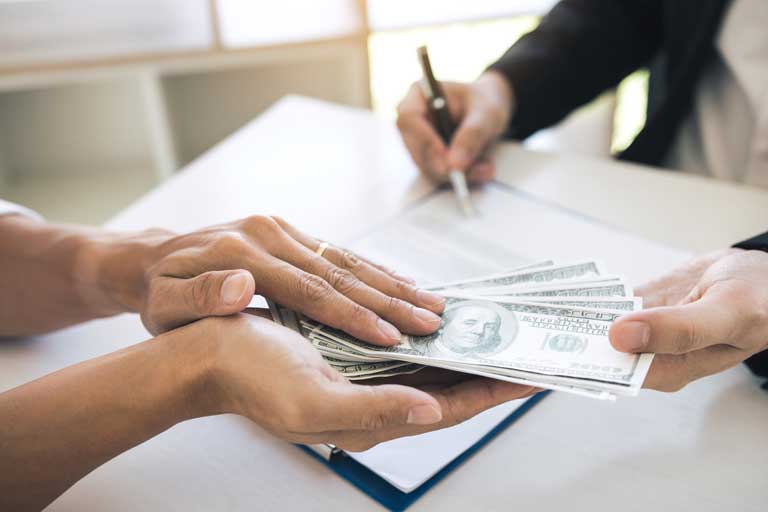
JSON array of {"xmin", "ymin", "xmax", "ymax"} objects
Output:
[
  {"xmin": 91, "ymin": 216, "xmax": 445, "ymax": 344},
  {"xmin": 396, "ymin": 71, "xmax": 513, "ymax": 184},
  {"xmin": 0, "ymin": 309, "xmax": 534, "ymax": 510},
  {"xmin": 609, "ymin": 249, "xmax": 768, "ymax": 391},
  {"xmin": 198, "ymin": 313, "xmax": 536, "ymax": 451}
]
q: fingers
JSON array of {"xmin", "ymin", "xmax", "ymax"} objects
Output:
[
  {"xmin": 255, "ymin": 257, "xmax": 402, "ymax": 346},
  {"xmin": 609, "ymin": 290, "xmax": 748, "ymax": 355},
  {"xmin": 431, "ymin": 378, "xmax": 538, "ymax": 424},
  {"xmin": 352, "ymin": 255, "xmax": 416, "ymax": 285},
  {"xmin": 396, "ymin": 83, "xmax": 450, "ymax": 181},
  {"xmin": 466, "ymin": 157, "xmax": 496, "ymax": 184},
  {"xmin": 310, "ymin": 382, "xmax": 443, "ymax": 432},
  {"xmin": 319, "ymin": 244, "xmax": 445, "ymax": 313},
  {"xmin": 272, "ymin": 237, "xmax": 443, "ymax": 338},
  {"xmin": 270, "ymin": 217, "xmax": 416, "ymax": 285},
  {"xmin": 270, "ymin": 216, "xmax": 443, "ymax": 316},
  {"xmin": 642, "ymin": 345, "xmax": 750, "ymax": 392},
  {"xmin": 142, "ymin": 269, "xmax": 254, "ymax": 334},
  {"xmin": 447, "ymin": 108, "xmax": 499, "ymax": 173},
  {"xmin": 328, "ymin": 378, "xmax": 536, "ymax": 451}
]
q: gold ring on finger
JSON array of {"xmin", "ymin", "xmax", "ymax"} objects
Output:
[{"xmin": 315, "ymin": 241, "xmax": 330, "ymax": 258}]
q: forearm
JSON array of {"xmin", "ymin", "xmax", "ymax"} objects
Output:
[
  {"xmin": 0, "ymin": 324, "xmax": 215, "ymax": 511},
  {"xmin": 0, "ymin": 215, "xmax": 168, "ymax": 336},
  {"xmin": 489, "ymin": 0, "xmax": 663, "ymax": 139}
]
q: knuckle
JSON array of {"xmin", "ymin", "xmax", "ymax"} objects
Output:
[
  {"xmin": 479, "ymin": 379, "xmax": 502, "ymax": 407},
  {"xmin": 243, "ymin": 215, "xmax": 282, "ymax": 237},
  {"xmin": 211, "ymin": 231, "xmax": 247, "ymax": 253},
  {"xmin": 324, "ymin": 267, "xmax": 359, "ymax": 295},
  {"xmin": 392, "ymin": 278, "xmax": 416, "ymax": 298},
  {"xmin": 359, "ymin": 411, "xmax": 390, "ymax": 431},
  {"xmin": 268, "ymin": 215, "xmax": 288, "ymax": 228},
  {"xmin": 298, "ymin": 274, "xmax": 334, "ymax": 303},
  {"xmin": 338, "ymin": 250, "xmax": 363, "ymax": 271},
  {"xmin": 673, "ymin": 316, "xmax": 698, "ymax": 353},
  {"xmin": 440, "ymin": 390, "xmax": 466, "ymax": 427},
  {"xmin": 385, "ymin": 295, "xmax": 411, "ymax": 316},
  {"xmin": 347, "ymin": 303, "xmax": 371, "ymax": 325},
  {"xmin": 189, "ymin": 273, "xmax": 217, "ymax": 314}
]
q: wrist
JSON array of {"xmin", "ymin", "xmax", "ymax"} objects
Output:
[
  {"xmin": 156, "ymin": 317, "xmax": 226, "ymax": 421},
  {"xmin": 75, "ymin": 228, "xmax": 173, "ymax": 315},
  {"xmin": 476, "ymin": 70, "xmax": 515, "ymax": 133},
  {"xmin": 192, "ymin": 314, "xmax": 274, "ymax": 420}
]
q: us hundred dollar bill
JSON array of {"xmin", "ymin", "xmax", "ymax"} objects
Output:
[
  {"xmin": 482, "ymin": 296, "xmax": 642, "ymax": 312},
  {"xmin": 454, "ymin": 279, "xmax": 632, "ymax": 298},
  {"xmin": 304, "ymin": 297, "xmax": 651, "ymax": 393},
  {"xmin": 426, "ymin": 260, "xmax": 607, "ymax": 292}
]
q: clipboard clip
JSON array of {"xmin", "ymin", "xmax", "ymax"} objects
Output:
[{"xmin": 306, "ymin": 443, "xmax": 344, "ymax": 461}]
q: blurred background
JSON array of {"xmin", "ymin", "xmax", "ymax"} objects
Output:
[{"xmin": 0, "ymin": 0, "xmax": 646, "ymax": 224}]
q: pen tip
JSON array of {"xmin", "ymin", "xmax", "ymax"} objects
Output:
[{"xmin": 460, "ymin": 199, "xmax": 476, "ymax": 218}]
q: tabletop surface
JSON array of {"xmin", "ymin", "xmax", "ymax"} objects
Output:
[{"xmin": 3, "ymin": 96, "xmax": 767, "ymax": 511}]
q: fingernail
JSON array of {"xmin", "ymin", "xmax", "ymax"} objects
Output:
[
  {"xmin": 221, "ymin": 273, "xmax": 249, "ymax": 305},
  {"xmin": 417, "ymin": 289, "xmax": 446, "ymax": 308},
  {"xmin": 619, "ymin": 321, "xmax": 650, "ymax": 352},
  {"xmin": 377, "ymin": 318, "xmax": 402, "ymax": 343},
  {"xmin": 414, "ymin": 307, "xmax": 441, "ymax": 326},
  {"xmin": 407, "ymin": 404, "xmax": 442, "ymax": 425},
  {"xmin": 449, "ymin": 148, "xmax": 470, "ymax": 169}
]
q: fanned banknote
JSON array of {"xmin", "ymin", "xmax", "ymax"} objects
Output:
[
  {"xmin": 268, "ymin": 260, "xmax": 650, "ymax": 400},
  {"xmin": 425, "ymin": 260, "xmax": 607, "ymax": 292}
]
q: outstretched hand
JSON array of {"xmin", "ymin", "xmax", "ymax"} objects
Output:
[
  {"xmin": 203, "ymin": 312, "xmax": 537, "ymax": 451},
  {"xmin": 610, "ymin": 249, "xmax": 768, "ymax": 391}
]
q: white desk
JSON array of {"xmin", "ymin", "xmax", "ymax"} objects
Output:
[{"xmin": 3, "ymin": 96, "xmax": 767, "ymax": 511}]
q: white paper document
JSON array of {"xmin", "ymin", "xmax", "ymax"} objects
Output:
[{"xmin": 339, "ymin": 182, "xmax": 690, "ymax": 493}]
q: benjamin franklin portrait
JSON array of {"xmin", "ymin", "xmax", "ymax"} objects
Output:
[{"xmin": 411, "ymin": 300, "xmax": 518, "ymax": 359}]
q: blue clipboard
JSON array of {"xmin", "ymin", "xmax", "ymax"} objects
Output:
[{"xmin": 298, "ymin": 390, "xmax": 549, "ymax": 511}]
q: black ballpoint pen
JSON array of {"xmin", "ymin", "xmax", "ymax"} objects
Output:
[{"xmin": 416, "ymin": 45, "xmax": 475, "ymax": 216}]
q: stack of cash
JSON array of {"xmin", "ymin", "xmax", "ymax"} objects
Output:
[{"xmin": 268, "ymin": 260, "xmax": 650, "ymax": 400}]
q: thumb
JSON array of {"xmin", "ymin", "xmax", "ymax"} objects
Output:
[
  {"xmin": 610, "ymin": 294, "xmax": 740, "ymax": 355},
  {"xmin": 143, "ymin": 269, "xmax": 255, "ymax": 333},
  {"xmin": 318, "ymin": 383, "xmax": 443, "ymax": 431},
  {"xmin": 447, "ymin": 108, "xmax": 496, "ymax": 171}
]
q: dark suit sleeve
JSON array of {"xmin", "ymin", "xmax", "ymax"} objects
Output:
[
  {"xmin": 734, "ymin": 231, "xmax": 768, "ymax": 383},
  {"xmin": 733, "ymin": 231, "xmax": 768, "ymax": 253},
  {"xmin": 488, "ymin": 0, "xmax": 664, "ymax": 139}
]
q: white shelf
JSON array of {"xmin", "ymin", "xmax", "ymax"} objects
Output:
[
  {"xmin": 367, "ymin": 0, "xmax": 557, "ymax": 30},
  {"xmin": 0, "ymin": 0, "xmax": 213, "ymax": 67}
]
